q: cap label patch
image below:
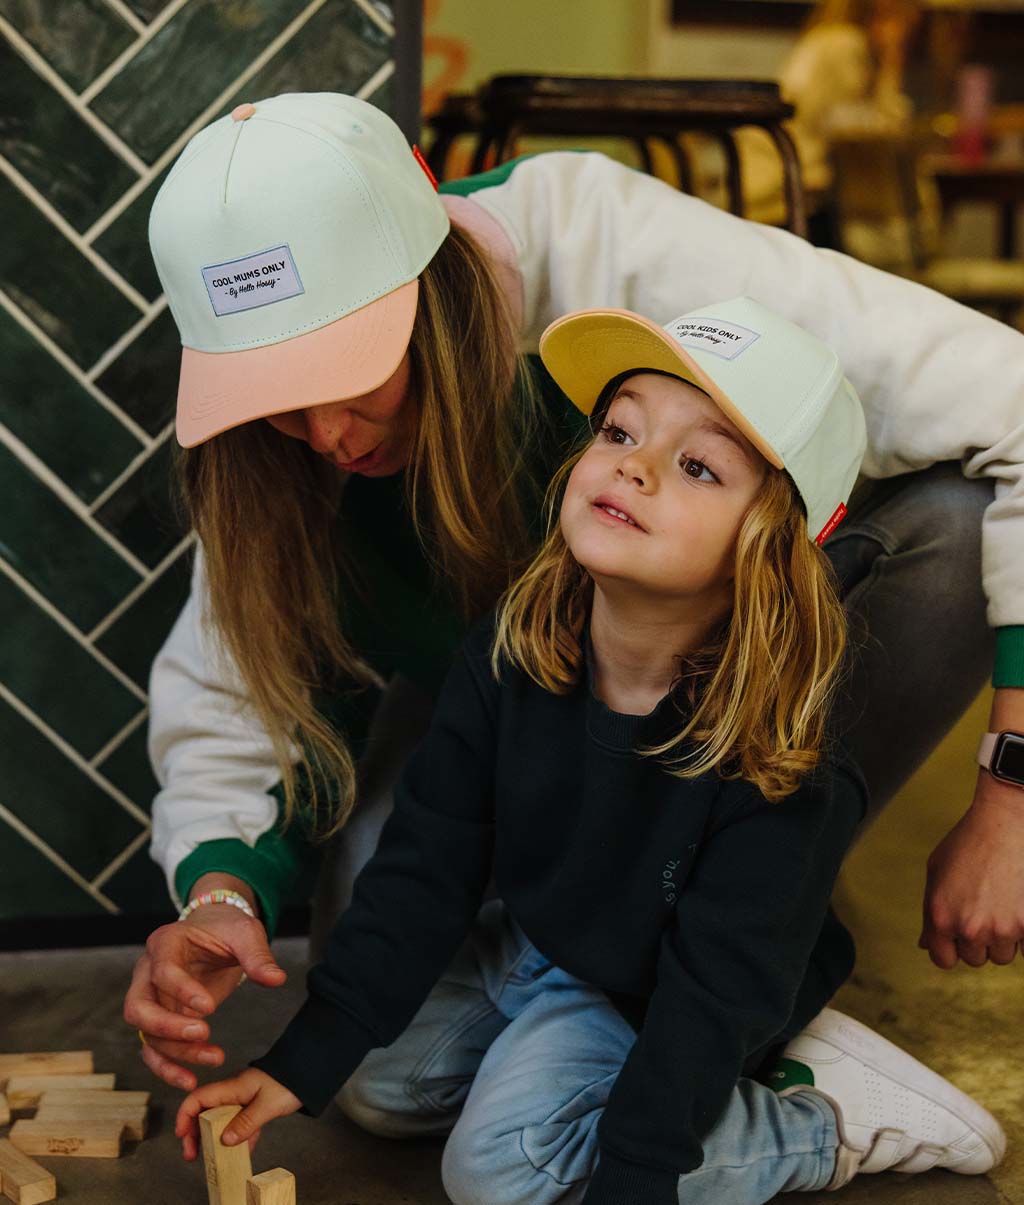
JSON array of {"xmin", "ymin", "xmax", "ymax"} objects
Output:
[
  {"xmin": 669, "ymin": 316, "xmax": 760, "ymax": 361},
  {"xmin": 202, "ymin": 244, "xmax": 304, "ymax": 316}
]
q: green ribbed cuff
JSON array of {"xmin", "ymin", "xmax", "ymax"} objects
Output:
[
  {"xmin": 174, "ymin": 825, "xmax": 310, "ymax": 940},
  {"xmin": 994, "ymin": 627, "xmax": 1024, "ymax": 689}
]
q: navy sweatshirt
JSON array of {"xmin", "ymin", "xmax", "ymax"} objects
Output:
[{"xmin": 254, "ymin": 617, "xmax": 868, "ymax": 1204}]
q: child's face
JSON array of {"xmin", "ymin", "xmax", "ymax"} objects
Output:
[{"xmin": 561, "ymin": 373, "xmax": 766, "ymax": 602}]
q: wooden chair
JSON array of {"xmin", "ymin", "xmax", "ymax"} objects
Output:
[
  {"xmin": 830, "ymin": 132, "xmax": 1024, "ymax": 326},
  {"xmin": 427, "ymin": 74, "xmax": 807, "ymax": 237}
]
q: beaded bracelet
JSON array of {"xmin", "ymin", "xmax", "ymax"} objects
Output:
[{"xmin": 178, "ymin": 888, "xmax": 256, "ymax": 923}]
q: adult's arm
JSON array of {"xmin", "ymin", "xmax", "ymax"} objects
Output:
[
  {"xmin": 583, "ymin": 757, "xmax": 867, "ymax": 1205},
  {"xmin": 149, "ymin": 544, "xmax": 307, "ymax": 934},
  {"xmin": 126, "ymin": 545, "xmax": 304, "ymax": 1088}
]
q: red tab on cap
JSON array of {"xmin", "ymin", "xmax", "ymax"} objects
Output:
[
  {"xmin": 815, "ymin": 502, "xmax": 847, "ymax": 546},
  {"xmin": 412, "ymin": 144, "xmax": 439, "ymax": 191}
]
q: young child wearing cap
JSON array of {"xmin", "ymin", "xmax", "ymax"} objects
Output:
[{"xmin": 173, "ymin": 300, "xmax": 1005, "ymax": 1205}]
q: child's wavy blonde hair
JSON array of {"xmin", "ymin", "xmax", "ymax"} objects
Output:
[{"xmin": 492, "ymin": 379, "xmax": 849, "ymax": 802}]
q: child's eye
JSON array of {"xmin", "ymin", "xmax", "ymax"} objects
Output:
[
  {"xmin": 680, "ymin": 457, "xmax": 719, "ymax": 484},
  {"xmin": 598, "ymin": 423, "xmax": 634, "ymax": 446}
]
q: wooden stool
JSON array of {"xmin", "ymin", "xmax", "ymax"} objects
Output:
[{"xmin": 468, "ymin": 74, "xmax": 806, "ymax": 236}]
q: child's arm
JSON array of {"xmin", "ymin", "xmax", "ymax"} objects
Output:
[
  {"xmin": 243, "ymin": 621, "xmax": 501, "ymax": 1120},
  {"xmin": 581, "ymin": 753, "xmax": 868, "ymax": 1205},
  {"xmin": 175, "ymin": 1069, "xmax": 302, "ymax": 1160}
]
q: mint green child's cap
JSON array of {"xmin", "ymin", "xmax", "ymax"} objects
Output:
[
  {"xmin": 148, "ymin": 92, "xmax": 450, "ymax": 448},
  {"xmin": 540, "ymin": 298, "xmax": 867, "ymax": 545}
]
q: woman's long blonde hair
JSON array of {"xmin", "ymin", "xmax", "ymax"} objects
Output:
[
  {"xmin": 492, "ymin": 391, "xmax": 849, "ymax": 803},
  {"xmin": 177, "ymin": 225, "xmax": 542, "ymax": 836}
]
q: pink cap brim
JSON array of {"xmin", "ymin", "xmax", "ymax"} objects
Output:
[{"xmin": 175, "ymin": 280, "xmax": 419, "ymax": 447}]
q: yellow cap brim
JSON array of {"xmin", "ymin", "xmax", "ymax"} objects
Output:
[{"xmin": 539, "ymin": 309, "xmax": 783, "ymax": 470}]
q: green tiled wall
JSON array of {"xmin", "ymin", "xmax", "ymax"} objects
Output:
[{"xmin": 0, "ymin": 0, "xmax": 398, "ymax": 925}]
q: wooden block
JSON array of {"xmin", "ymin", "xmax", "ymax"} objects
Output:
[
  {"xmin": 199, "ymin": 1106, "xmax": 253, "ymax": 1205},
  {"xmin": 0, "ymin": 1092, "xmax": 9, "ymax": 1126},
  {"xmin": 5, "ymin": 1074, "xmax": 115, "ymax": 1110},
  {"xmin": 0, "ymin": 1051, "xmax": 93, "ymax": 1088},
  {"xmin": 0, "ymin": 1138, "xmax": 56, "ymax": 1205},
  {"xmin": 246, "ymin": 1168, "xmax": 295, "ymax": 1205},
  {"xmin": 9, "ymin": 1119, "xmax": 125, "ymax": 1159},
  {"xmin": 35, "ymin": 1103, "xmax": 147, "ymax": 1142},
  {"xmin": 35, "ymin": 1089, "xmax": 148, "ymax": 1109}
]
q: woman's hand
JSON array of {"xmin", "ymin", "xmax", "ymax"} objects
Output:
[
  {"xmin": 123, "ymin": 878, "xmax": 286, "ymax": 1091},
  {"xmin": 175, "ymin": 1068, "xmax": 302, "ymax": 1160}
]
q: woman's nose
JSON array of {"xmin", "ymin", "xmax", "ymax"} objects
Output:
[{"xmin": 303, "ymin": 402, "xmax": 355, "ymax": 456}]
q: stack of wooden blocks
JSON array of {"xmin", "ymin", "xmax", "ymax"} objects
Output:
[
  {"xmin": 0, "ymin": 1049, "xmax": 144, "ymax": 1202},
  {"xmin": 199, "ymin": 1106, "xmax": 295, "ymax": 1205},
  {"xmin": 0, "ymin": 1055, "xmax": 296, "ymax": 1203}
]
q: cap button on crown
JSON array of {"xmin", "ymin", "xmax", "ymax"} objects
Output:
[{"xmin": 231, "ymin": 103, "xmax": 256, "ymax": 122}]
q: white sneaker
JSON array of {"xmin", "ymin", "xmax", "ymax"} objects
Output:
[{"xmin": 766, "ymin": 1007, "xmax": 1006, "ymax": 1189}]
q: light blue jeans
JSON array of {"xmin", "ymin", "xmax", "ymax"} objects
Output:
[{"xmin": 336, "ymin": 900, "xmax": 838, "ymax": 1205}]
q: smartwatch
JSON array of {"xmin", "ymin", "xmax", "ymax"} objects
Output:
[{"xmin": 976, "ymin": 730, "xmax": 1024, "ymax": 788}]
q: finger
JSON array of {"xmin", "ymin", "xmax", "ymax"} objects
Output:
[
  {"xmin": 141, "ymin": 1037, "xmax": 197, "ymax": 1093},
  {"xmin": 146, "ymin": 1034, "xmax": 225, "ymax": 1068},
  {"xmin": 955, "ymin": 937, "xmax": 989, "ymax": 968},
  {"xmin": 176, "ymin": 1075, "xmax": 257, "ymax": 1125},
  {"xmin": 234, "ymin": 933, "xmax": 287, "ymax": 987},
  {"xmin": 924, "ymin": 932, "xmax": 959, "ymax": 969},
  {"xmin": 151, "ymin": 957, "xmax": 215, "ymax": 1016},
  {"xmin": 247, "ymin": 1128, "xmax": 263, "ymax": 1153},
  {"xmin": 987, "ymin": 938, "xmax": 1018, "ymax": 966},
  {"xmin": 221, "ymin": 1094, "xmax": 277, "ymax": 1148}
]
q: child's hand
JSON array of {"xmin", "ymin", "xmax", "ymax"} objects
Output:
[{"xmin": 175, "ymin": 1067, "xmax": 302, "ymax": 1160}]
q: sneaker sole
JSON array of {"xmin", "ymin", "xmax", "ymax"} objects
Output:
[{"xmin": 797, "ymin": 1007, "xmax": 1006, "ymax": 1168}]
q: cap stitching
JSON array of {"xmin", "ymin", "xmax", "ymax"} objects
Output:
[
  {"xmin": 250, "ymin": 115, "xmax": 406, "ymax": 278},
  {"xmin": 221, "ymin": 117, "xmax": 248, "ymax": 205}
]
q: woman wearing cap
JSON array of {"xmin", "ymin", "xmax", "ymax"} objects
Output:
[
  {"xmin": 126, "ymin": 93, "xmax": 1024, "ymax": 1092},
  {"xmin": 169, "ymin": 303, "xmax": 1004, "ymax": 1203}
]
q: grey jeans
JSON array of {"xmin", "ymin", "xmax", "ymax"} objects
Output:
[{"xmin": 821, "ymin": 460, "xmax": 994, "ymax": 822}]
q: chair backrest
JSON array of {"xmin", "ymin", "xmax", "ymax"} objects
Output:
[{"xmin": 829, "ymin": 133, "xmax": 929, "ymax": 268}]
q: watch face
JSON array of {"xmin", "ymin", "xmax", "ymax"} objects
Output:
[{"xmin": 994, "ymin": 734, "xmax": 1024, "ymax": 784}]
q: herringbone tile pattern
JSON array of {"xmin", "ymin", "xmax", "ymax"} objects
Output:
[{"xmin": 0, "ymin": 0, "xmax": 395, "ymax": 921}]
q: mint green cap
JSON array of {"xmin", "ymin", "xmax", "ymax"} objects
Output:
[
  {"xmin": 540, "ymin": 297, "xmax": 867, "ymax": 544},
  {"xmin": 148, "ymin": 92, "xmax": 450, "ymax": 447}
]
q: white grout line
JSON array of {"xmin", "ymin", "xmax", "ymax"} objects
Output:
[
  {"xmin": 83, "ymin": 0, "xmax": 334, "ymax": 245},
  {"xmin": 90, "ymin": 826, "xmax": 153, "ymax": 892},
  {"xmin": 351, "ymin": 0, "xmax": 395, "ymax": 37},
  {"xmin": 0, "ymin": 802, "xmax": 120, "ymax": 914},
  {"xmin": 0, "ymin": 680, "xmax": 151, "ymax": 827},
  {"xmin": 88, "ymin": 423, "xmax": 175, "ymax": 517},
  {"xmin": 88, "ymin": 296, "xmax": 169, "ymax": 382},
  {"xmin": 0, "ymin": 288, "xmax": 153, "ymax": 447},
  {"xmin": 0, "ymin": 556, "xmax": 148, "ymax": 704},
  {"xmin": 88, "ymin": 531, "xmax": 195, "ymax": 643},
  {"xmin": 80, "ymin": 0, "xmax": 192, "ymax": 105},
  {"xmin": 0, "ymin": 153, "xmax": 150, "ymax": 314},
  {"xmin": 0, "ymin": 15, "xmax": 149, "ymax": 176},
  {"xmin": 97, "ymin": 0, "xmax": 148, "ymax": 37},
  {"xmin": 0, "ymin": 423, "xmax": 151, "ymax": 579},
  {"xmin": 356, "ymin": 57, "xmax": 395, "ymax": 101},
  {"xmin": 90, "ymin": 706, "xmax": 150, "ymax": 769}
]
